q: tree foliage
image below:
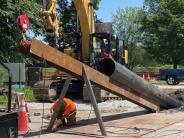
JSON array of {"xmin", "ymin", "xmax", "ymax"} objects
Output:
[
  {"xmin": 0, "ymin": 0, "xmax": 101, "ymax": 63},
  {"xmin": 93, "ymin": 0, "xmax": 101, "ymax": 10},
  {"xmin": 142, "ymin": 0, "xmax": 184, "ymax": 68},
  {"xmin": 0, "ymin": 0, "xmax": 42, "ymax": 63},
  {"xmin": 44, "ymin": 0, "xmax": 79, "ymax": 51},
  {"xmin": 113, "ymin": 7, "xmax": 148, "ymax": 70}
]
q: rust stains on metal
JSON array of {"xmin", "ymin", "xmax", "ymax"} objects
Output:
[
  {"xmin": 20, "ymin": 38, "xmax": 160, "ymax": 111},
  {"xmin": 19, "ymin": 39, "xmax": 31, "ymax": 54}
]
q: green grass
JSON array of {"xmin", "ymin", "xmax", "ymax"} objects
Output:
[
  {"xmin": 0, "ymin": 87, "xmax": 36, "ymax": 107},
  {"xmin": 43, "ymin": 68, "xmax": 57, "ymax": 73},
  {"xmin": 133, "ymin": 66, "xmax": 159, "ymax": 72},
  {"xmin": 0, "ymin": 95, "xmax": 8, "ymax": 106},
  {"xmin": 13, "ymin": 87, "xmax": 36, "ymax": 102},
  {"xmin": 133, "ymin": 64, "xmax": 184, "ymax": 72}
]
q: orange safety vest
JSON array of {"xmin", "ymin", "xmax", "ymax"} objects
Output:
[{"xmin": 51, "ymin": 98, "xmax": 76, "ymax": 118}]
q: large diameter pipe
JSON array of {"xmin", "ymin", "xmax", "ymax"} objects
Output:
[{"xmin": 97, "ymin": 58, "xmax": 183, "ymax": 109}]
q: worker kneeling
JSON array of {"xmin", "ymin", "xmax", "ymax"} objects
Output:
[{"xmin": 50, "ymin": 98, "xmax": 76, "ymax": 129}]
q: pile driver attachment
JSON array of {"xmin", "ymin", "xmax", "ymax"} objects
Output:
[{"xmin": 40, "ymin": 0, "xmax": 60, "ymax": 37}]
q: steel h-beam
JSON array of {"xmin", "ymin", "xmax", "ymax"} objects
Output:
[{"xmin": 19, "ymin": 38, "xmax": 160, "ymax": 111}]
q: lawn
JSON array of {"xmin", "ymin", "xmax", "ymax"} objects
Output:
[
  {"xmin": 0, "ymin": 87, "xmax": 35, "ymax": 108},
  {"xmin": 13, "ymin": 87, "xmax": 35, "ymax": 102},
  {"xmin": 133, "ymin": 64, "xmax": 184, "ymax": 72}
]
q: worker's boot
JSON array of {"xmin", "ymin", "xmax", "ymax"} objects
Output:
[{"xmin": 65, "ymin": 112, "xmax": 76, "ymax": 126}]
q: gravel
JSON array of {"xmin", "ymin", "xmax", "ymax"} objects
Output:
[
  {"xmin": 161, "ymin": 106, "xmax": 184, "ymax": 113},
  {"xmin": 27, "ymin": 100, "xmax": 142, "ymax": 113}
]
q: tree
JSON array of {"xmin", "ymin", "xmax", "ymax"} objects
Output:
[
  {"xmin": 113, "ymin": 7, "xmax": 147, "ymax": 70},
  {"xmin": 142, "ymin": 0, "xmax": 184, "ymax": 68},
  {"xmin": 93, "ymin": 0, "xmax": 101, "ymax": 10},
  {"xmin": 0, "ymin": 0, "xmax": 42, "ymax": 63}
]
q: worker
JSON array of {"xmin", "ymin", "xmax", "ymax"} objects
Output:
[{"xmin": 50, "ymin": 98, "xmax": 77, "ymax": 128}]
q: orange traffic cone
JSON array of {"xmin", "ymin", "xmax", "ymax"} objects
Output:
[
  {"xmin": 17, "ymin": 93, "xmax": 29, "ymax": 134},
  {"xmin": 147, "ymin": 73, "xmax": 151, "ymax": 83},
  {"xmin": 142, "ymin": 74, "xmax": 145, "ymax": 80}
]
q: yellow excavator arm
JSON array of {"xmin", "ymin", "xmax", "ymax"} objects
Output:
[
  {"xmin": 40, "ymin": 0, "xmax": 95, "ymax": 62},
  {"xmin": 41, "ymin": 0, "xmax": 59, "ymax": 37},
  {"xmin": 73, "ymin": 0, "xmax": 95, "ymax": 62}
]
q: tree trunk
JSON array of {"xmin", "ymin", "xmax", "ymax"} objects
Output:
[{"xmin": 173, "ymin": 61, "xmax": 178, "ymax": 69}]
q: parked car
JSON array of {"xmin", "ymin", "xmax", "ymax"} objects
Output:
[{"xmin": 159, "ymin": 69, "xmax": 184, "ymax": 85}]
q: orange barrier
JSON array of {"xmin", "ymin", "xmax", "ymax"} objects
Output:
[
  {"xmin": 147, "ymin": 73, "xmax": 151, "ymax": 83},
  {"xmin": 142, "ymin": 74, "xmax": 145, "ymax": 80},
  {"xmin": 137, "ymin": 72, "xmax": 160, "ymax": 80},
  {"xmin": 17, "ymin": 93, "xmax": 29, "ymax": 134},
  {"xmin": 138, "ymin": 73, "xmax": 155, "ymax": 83}
]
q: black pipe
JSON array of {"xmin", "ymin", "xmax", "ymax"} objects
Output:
[{"xmin": 97, "ymin": 58, "xmax": 184, "ymax": 109}]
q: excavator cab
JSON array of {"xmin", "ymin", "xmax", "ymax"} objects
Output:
[{"xmin": 89, "ymin": 23, "xmax": 124, "ymax": 67}]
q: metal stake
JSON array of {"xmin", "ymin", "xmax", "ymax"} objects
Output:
[
  {"xmin": 58, "ymin": 75, "xmax": 72, "ymax": 100},
  {"xmin": 82, "ymin": 65, "xmax": 107, "ymax": 136}
]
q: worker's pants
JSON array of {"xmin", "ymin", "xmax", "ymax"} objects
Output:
[{"xmin": 63, "ymin": 110, "xmax": 76, "ymax": 126}]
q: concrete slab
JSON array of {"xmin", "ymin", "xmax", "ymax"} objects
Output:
[
  {"xmin": 56, "ymin": 112, "xmax": 184, "ymax": 138},
  {"xmin": 21, "ymin": 108, "xmax": 184, "ymax": 138}
]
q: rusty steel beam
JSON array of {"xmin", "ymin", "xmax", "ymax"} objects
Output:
[
  {"xmin": 97, "ymin": 58, "xmax": 184, "ymax": 109},
  {"xmin": 19, "ymin": 38, "xmax": 160, "ymax": 111}
]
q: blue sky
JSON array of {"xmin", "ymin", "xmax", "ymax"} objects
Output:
[{"xmin": 97, "ymin": 0, "xmax": 144, "ymax": 22}]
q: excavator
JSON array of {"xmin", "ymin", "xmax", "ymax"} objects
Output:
[
  {"xmin": 31, "ymin": 0, "xmax": 128, "ymax": 101},
  {"xmin": 19, "ymin": 0, "xmax": 183, "ymax": 115}
]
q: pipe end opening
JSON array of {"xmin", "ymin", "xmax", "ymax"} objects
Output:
[{"xmin": 97, "ymin": 58, "xmax": 115, "ymax": 76}]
